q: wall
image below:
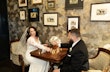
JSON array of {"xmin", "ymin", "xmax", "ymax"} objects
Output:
[{"xmin": 7, "ymin": 0, "xmax": 110, "ymax": 49}]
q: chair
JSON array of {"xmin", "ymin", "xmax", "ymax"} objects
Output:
[
  {"xmin": 10, "ymin": 40, "xmax": 29, "ymax": 72},
  {"xmin": 88, "ymin": 48, "xmax": 110, "ymax": 72}
]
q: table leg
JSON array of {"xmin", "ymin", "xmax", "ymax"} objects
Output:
[
  {"xmin": 48, "ymin": 62, "xmax": 54, "ymax": 72},
  {"xmin": 48, "ymin": 62, "xmax": 60, "ymax": 72}
]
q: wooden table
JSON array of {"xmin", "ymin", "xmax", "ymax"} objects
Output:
[
  {"xmin": 30, "ymin": 48, "xmax": 68, "ymax": 63},
  {"xmin": 30, "ymin": 48, "xmax": 68, "ymax": 72}
]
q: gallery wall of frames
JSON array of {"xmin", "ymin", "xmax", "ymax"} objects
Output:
[
  {"xmin": 8, "ymin": 0, "xmax": 110, "ymax": 49},
  {"xmin": 18, "ymin": 0, "xmax": 83, "ymax": 27}
]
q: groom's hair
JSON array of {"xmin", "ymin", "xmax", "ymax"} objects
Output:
[
  {"xmin": 26, "ymin": 26, "xmax": 39, "ymax": 40},
  {"xmin": 68, "ymin": 29, "xmax": 81, "ymax": 37}
]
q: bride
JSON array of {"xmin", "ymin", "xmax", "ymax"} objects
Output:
[{"xmin": 22, "ymin": 26, "xmax": 51, "ymax": 72}]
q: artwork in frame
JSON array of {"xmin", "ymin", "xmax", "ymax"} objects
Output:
[
  {"xmin": 43, "ymin": 13, "xmax": 58, "ymax": 26},
  {"xmin": 28, "ymin": 8, "xmax": 39, "ymax": 22},
  {"xmin": 65, "ymin": 0, "xmax": 83, "ymax": 10},
  {"xmin": 18, "ymin": 0, "xmax": 27, "ymax": 7},
  {"xmin": 90, "ymin": 2, "xmax": 110, "ymax": 22},
  {"xmin": 47, "ymin": 0, "xmax": 54, "ymax": 1},
  {"xmin": 31, "ymin": 0, "xmax": 42, "ymax": 4},
  {"xmin": 46, "ymin": 1, "xmax": 55, "ymax": 10},
  {"xmin": 19, "ymin": 10, "xmax": 26, "ymax": 20},
  {"xmin": 67, "ymin": 16, "xmax": 80, "ymax": 31}
]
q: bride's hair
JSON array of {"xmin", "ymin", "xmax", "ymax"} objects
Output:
[{"xmin": 26, "ymin": 26, "xmax": 39, "ymax": 40}]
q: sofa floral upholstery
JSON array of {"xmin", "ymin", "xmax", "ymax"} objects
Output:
[
  {"xmin": 10, "ymin": 40, "xmax": 29, "ymax": 66},
  {"xmin": 10, "ymin": 40, "xmax": 29, "ymax": 72},
  {"xmin": 10, "ymin": 41, "xmax": 20, "ymax": 65},
  {"xmin": 88, "ymin": 48, "xmax": 110, "ymax": 72}
]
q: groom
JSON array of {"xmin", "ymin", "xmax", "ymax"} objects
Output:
[{"xmin": 52, "ymin": 29, "xmax": 89, "ymax": 72}]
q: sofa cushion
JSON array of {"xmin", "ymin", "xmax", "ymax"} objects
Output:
[
  {"xmin": 11, "ymin": 41, "xmax": 20, "ymax": 54},
  {"xmin": 10, "ymin": 53, "xmax": 20, "ymax": 66},
  {"xmin": 89, "ymin": 51, "xmax": 110, "ymax": 70},
  {"xmin": 88, "ymin": 70, "xmax": 102, "ymax": 72},
  {"xmin": 10, "ymin": 41, "xmax": 29, "ymax": 66}
]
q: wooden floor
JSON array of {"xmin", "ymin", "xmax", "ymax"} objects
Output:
[{"xmin": 0, "ymin": 59, "xmax": 29, "ymax": 72}]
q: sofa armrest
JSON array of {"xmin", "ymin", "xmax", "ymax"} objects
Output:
[
  {"xmin": 10, "ymin": 40, "xmax": 29, "ymax": 66},
  {"xmin": 89, "ymin": 48, "xmax": 110, "ymax": 70},
  {"xmin": 89, "ymin": 48, "xmax": 110, "ymax": 59}
]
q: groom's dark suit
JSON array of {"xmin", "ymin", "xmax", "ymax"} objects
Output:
[{"xmin": 60, "ymin": 40, "xmax": 89, "ymax": 72}]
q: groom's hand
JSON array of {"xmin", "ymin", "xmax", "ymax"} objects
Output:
[
  {"xmin": 51, "ymin": 41, "xmax": 58, "ymax": 46},
  {"xmin": 53, "ymin": 69, "xmax": 60, "ymax": 72}
]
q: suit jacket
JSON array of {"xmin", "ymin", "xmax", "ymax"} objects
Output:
[
  {"xmin": 60, "ymin": 40, "xmax": 89, "ymax": 72},
  {"xmin": 61, "ymin": 40, "xmax": 73, "ymax": 48}
]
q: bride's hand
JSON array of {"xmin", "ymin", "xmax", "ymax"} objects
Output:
[
  {"xmin": 43, "ymin": 44, "xmax": 48, "ymax": 47},
  {"xmin": 45, "ymin": 47, "xmax": 51, "ymax": 52}
]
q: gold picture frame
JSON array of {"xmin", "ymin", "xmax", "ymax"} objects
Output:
[
  {"xmin": 46, "ymin": 1, "xmax": 55, "ymax": 10},
  {"xmin": 31, "ymin": 0, "xmax": 43, "ymax": 4},
  {"xmin": 19, "ymin": 10, "xmax": 26, "ymax": 20},
  {"xmin": 47, "ymin": 0, "xmax": 54, "ymax": 1},
  {"xmin": 18, "ymin": 0, "xmax": 27, "ymax": 7}
]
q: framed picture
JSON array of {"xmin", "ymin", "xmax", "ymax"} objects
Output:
[
  {"xmin": 90, "ymin": 3, "xmax": 110, "ymax": 22},
  {"xmin": 43, "ymin": 13, "xmax": 58, "ymax": 26},
  {"xmin": 19, "ymin": 10, "xmax": 26, "ymax": 20},
  {"xmin": 18, "ymin": 0, "xmax": 27, "ymax": 7},
  {"xmin": 65, "ymin": 0, "xmax": 83, "ymax": 10},
  {"xmin": 47, "ymin": 0, "xmax": 54, "ymax": 1},
  {"xmin": 46, "ymin": 1, "xmax": 55, "ymax": 10},
  {"xmin": 31, "ymin": 0, "xmax": 42, "ymax": 4},
  {"xmin": 67, "ymin": 16, "xmax": 80, "ymax": 30},
  {"xmin": 28, "ymin": 8, "xmax": 39, "ymax": 22}
]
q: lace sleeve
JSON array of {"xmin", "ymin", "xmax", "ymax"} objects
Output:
[{"xmin": 27, "ymin": 37, "xmax": 46, "ymax": 50}]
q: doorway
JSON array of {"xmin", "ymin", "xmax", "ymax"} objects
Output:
[{"xmin": 0, "ymin": 0, "xmax": 10, "ymax": 61}]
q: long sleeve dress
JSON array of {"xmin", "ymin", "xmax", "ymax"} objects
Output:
[{"xmin": 25, "ymin": 37, "xmax": 49, "ymax": 72}]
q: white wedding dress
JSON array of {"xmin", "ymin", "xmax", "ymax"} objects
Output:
[{"xmin": 25, "ymin": 37, "xmax": 49, "ymax": 72}]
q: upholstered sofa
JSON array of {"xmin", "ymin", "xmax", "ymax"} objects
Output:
[
  {"xmin": 88, "ymin": 48, "xmax": 110, "ymax": 72},
  {"xmin": 10, "ymin": 40, "xmax": 29, "ymax": 72}
]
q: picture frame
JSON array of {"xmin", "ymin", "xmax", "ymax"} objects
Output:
[
  {"xmin": 67, "ymin": 16, "xmax": 80, "ymax": 31},
  {"xmin": 46, "ymin": 1, "xmax": 55, "ymax": 10},
  {"xmin": 31, "ymin": 0, "xmax": 43, "ymax": 4},
  {"xmin": 65, "ymin": 0, "xmax": 83, "ymax": 10},
  {"xmin": 28, "ymin": 8, "xmax": 39, "ymax": 22},
  {"xmin": 90, "ymin": 2, "xmax": 110, "ymax": 22},
  {"xmin": 43, "ymin": 13, "xmax": 58, "ymax": 26},
  {"xmin": 47, "ymin": 0, "xmax": 54, "ymax": 1},
  {"xmin": 18, "ymin": 0, "xmax": 27, "ymax": 7},
  {"xmin": 19, "ymin": 10, "xmax": 26, "ymax": 20}
]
